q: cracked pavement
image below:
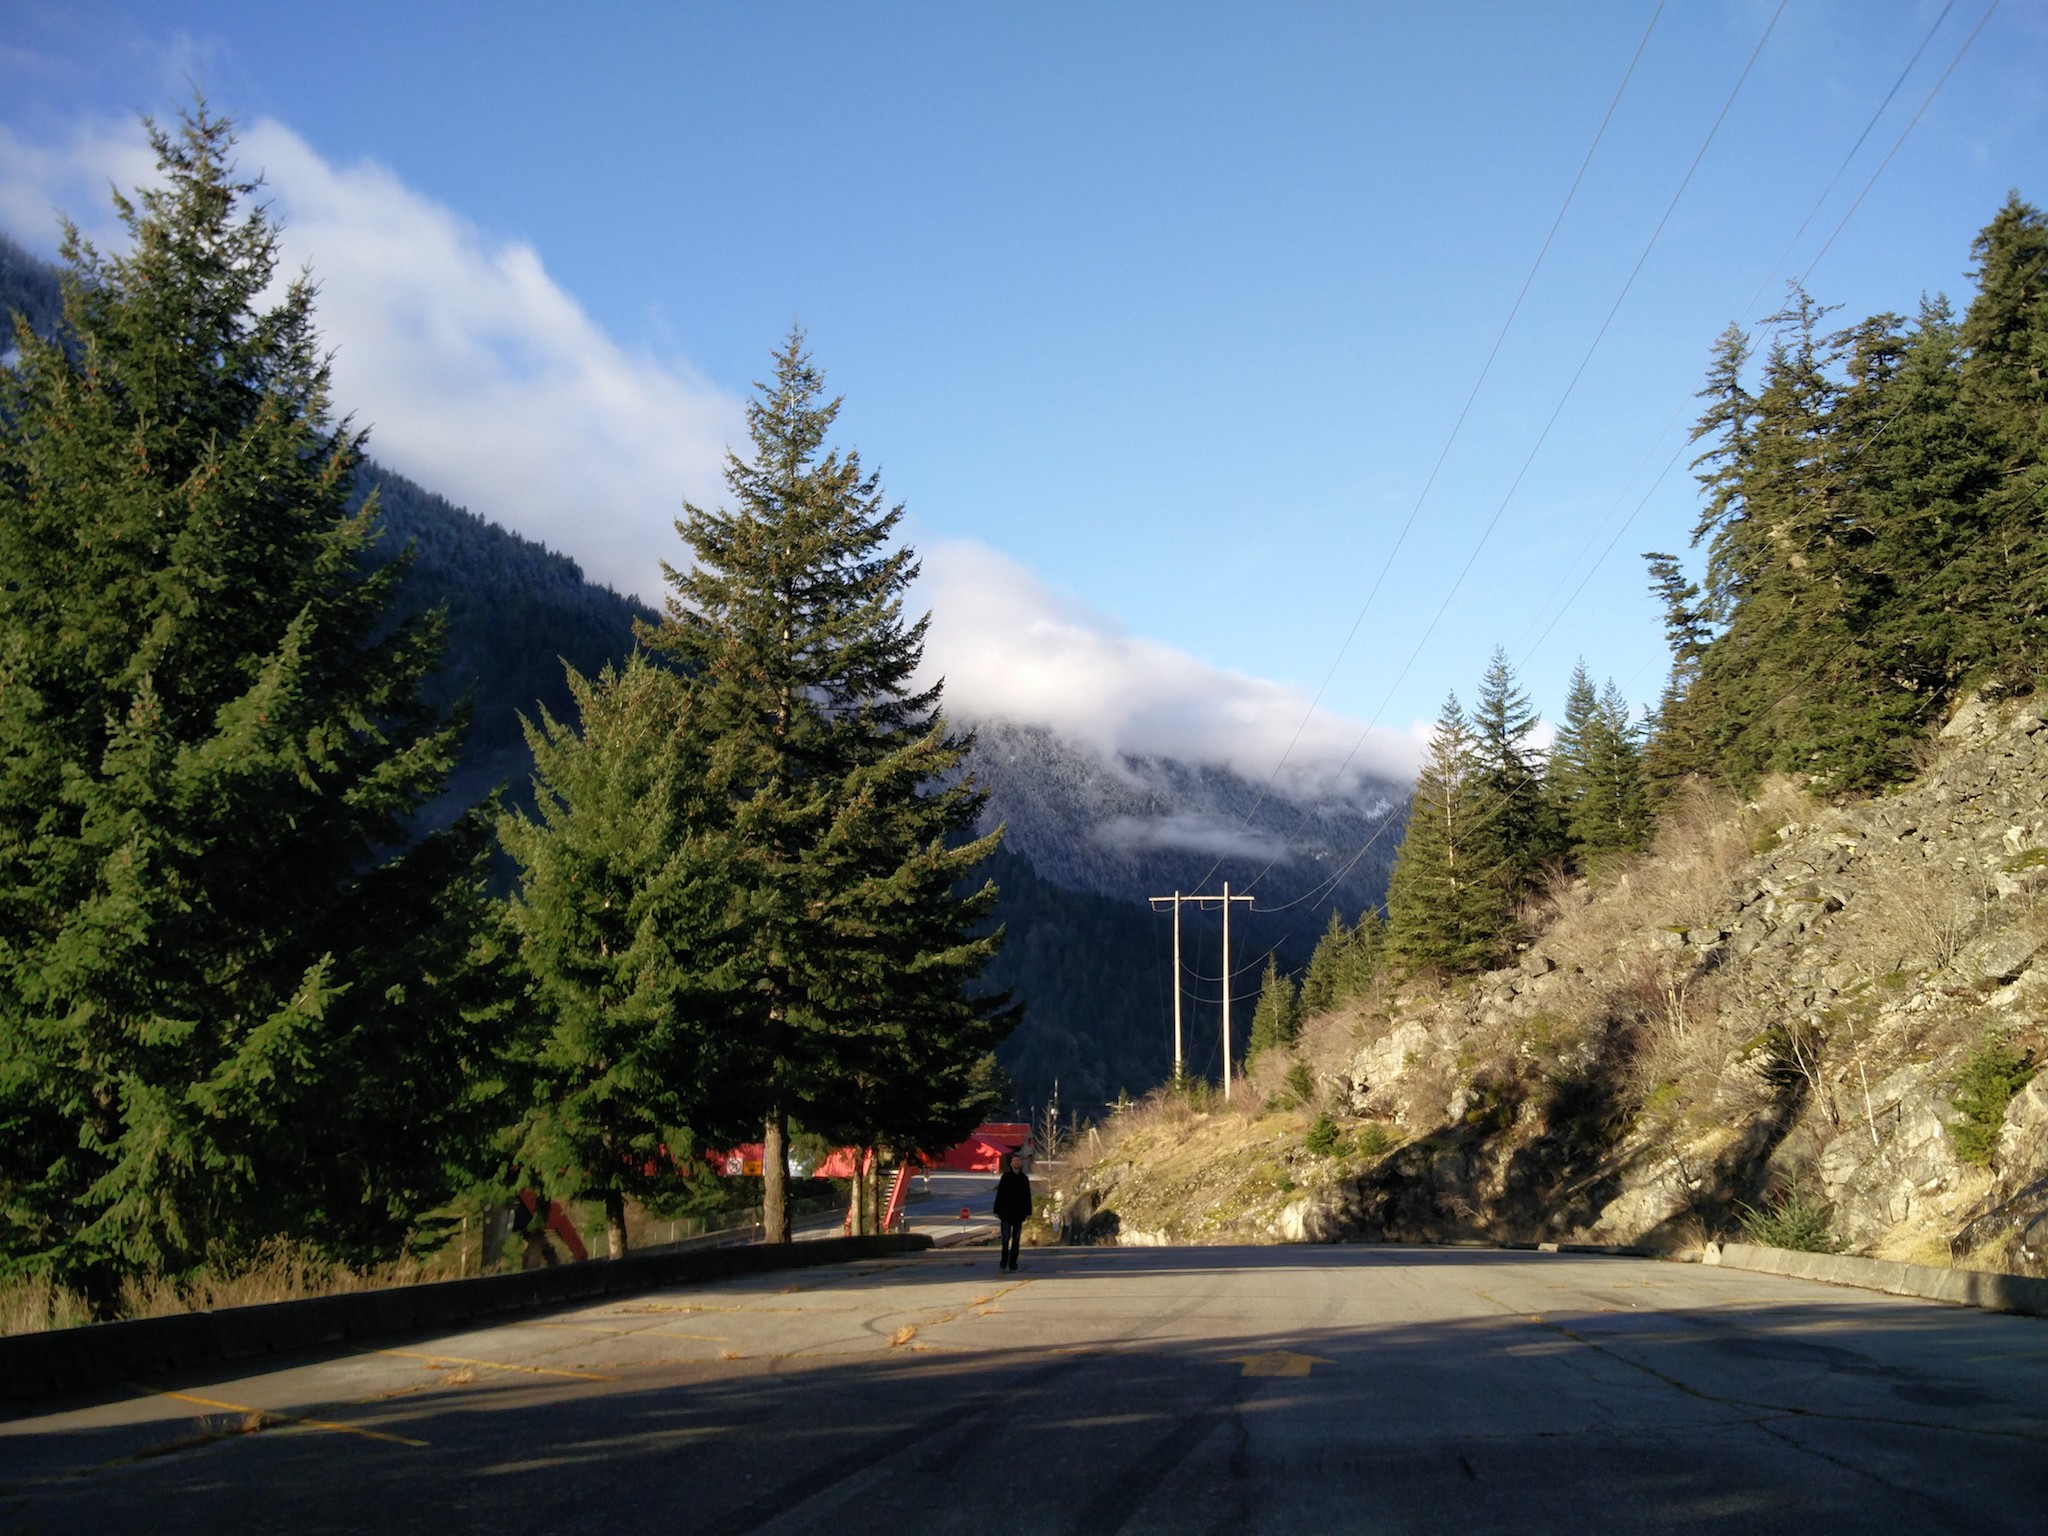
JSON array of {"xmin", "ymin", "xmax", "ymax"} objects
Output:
[{"xmin": 3, "ymin": 1244, "xmax": 2043, "ymax": 1533}]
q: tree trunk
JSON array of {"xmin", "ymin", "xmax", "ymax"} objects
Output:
[
  {"xmin": 604, "ymin": 1189, "xmax": 629, "ymax": 1260},
  {"xmin": 762, "ymin": 1110, "xmax": 790, "ymax": 1243},
  {"xmin": 865, "ymin": 1155, "xmax": 882, "ymax": 1234}
]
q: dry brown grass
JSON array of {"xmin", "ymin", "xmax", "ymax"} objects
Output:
[
  {"xmin": 0, "ymin": 1270, "xmax": 97, "ymax": 1337},
  {"xmin": 1860, "ymin": 855, "xmax": 1996, "ymax": 977},
  {"xmin": 1, "ymin": 1235, "xmax": 472, "ymax": 1337},
  {"xmin": 114, "ymin": 1238, "xmax": 444, "ymax": 1321}
]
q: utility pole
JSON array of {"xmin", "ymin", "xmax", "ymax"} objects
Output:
[
  {"xmin": 1150, "ymin": 884, "xmax": 1255, "ymax": 1097},
  {"xmin": 1218, "ymin": 882, "xmax": 1253, "ymax": 1100},
  {"xmin": 1148, "ymin": 891, "xmax": 1187, "ymax": 1077}
]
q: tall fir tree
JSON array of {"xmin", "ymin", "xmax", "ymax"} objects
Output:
[
  {"xmin": 1298, "ymin": 911, "xmax": 1348, "ymax": 1019},
  {"xmin": 1954, "ymin": 194, "xmax": 2048, "ymax": 682},
  {"xmin": 0, "ymin": 109, "xmax": 503, "ymax": 1286},
  {"xmin": 1572, "ymin": 682, "xmax": 1651, "ymax": 862},
  {"xmin": 1541, "ymin": 659, "xmax": 1600, "ymax": 858},
  {"xmin": 645, "ymin": 332, "xmax": 1009, "ymax": 1241},
  {"xmin": 1471, "ymin": 647, "xmax": 1553, "ymax": 883},
  {"xmin": 1385, "ymin": 694, "xmax": 1511, "ymax": 974},
  {"xmin": 499, "ymin": 655, "xmax": 738, "ymax": 1259},
  {"xmin": 1244, "ymin": 955, "xmax": 1301, "ymax": 1066},
  {"xmin": 1639, "ymin": 559, "xmax": 1712, "ymax": 789}
]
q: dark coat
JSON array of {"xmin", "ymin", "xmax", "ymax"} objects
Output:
[{"xmin": 993, "ymin": 1168, "xmax": 1032, "ymax": 1223}]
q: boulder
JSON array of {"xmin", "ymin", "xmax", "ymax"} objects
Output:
[
  {"xmin": 1348, "ymin": 1021, "xmax": 1430, "ymax": 1106},
  {"xmin": 1952, "ymin": 928, "xmax": 2045, "ymax": 988},
  {"xmin": 1820, "ymin": 1065, "xmax": 1964, "ymax": 1248}
]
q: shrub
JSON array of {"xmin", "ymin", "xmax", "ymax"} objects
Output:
[
  {"xmin": 1737, "ymin": 1190, "xmax": 1841, "ymax": 1253},
  {"xmin": 1305, "ymin": 1114, "xmax": 1342, "ymax": 1157},
  {"xmin": 1949, "ymin": 1029, "xmax": 2039, "ymax": 1166},
  {"xmin": 1354, "ymin": 1123, "xmax": 1396, "ymax": 1159},
  {"xmin": 1283, "ymin": 1060, "xmax": 1315, "ymax": 1107}
]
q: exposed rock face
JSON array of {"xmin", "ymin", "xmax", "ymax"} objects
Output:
[
  {"xmin": 1817, "ymin": 1066, "xmax": 1969, "ymax": 1250},
  {"xmin": 1064, "ymin": 691, "xmax": 2048, "ymax": 1274}
]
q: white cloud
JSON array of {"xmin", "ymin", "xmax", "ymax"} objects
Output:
[
  {"xmin": 0, "ymin": 111, "xmax": 1418, "ymax": 791},
  {"xmin": 0, "ymin": 114, "xmax": 741, "ymax": 601},
  {"xmin": 1094, "ymin": 813, "xmax": 1288, "ymax": 862},
  {"xmin": 916, "ymin": 539, "xmax": 1420, "ymax": 791},
  {"xmin": 241, "ymin": 121, "xmax": 741, "ymax": 601}
]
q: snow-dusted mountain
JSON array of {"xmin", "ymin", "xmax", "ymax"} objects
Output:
[
  {"xmin": 959, "ymin": 720, "xmax": 1408, "ymax": 1113},
  {"xmin": 966, "ymin": 719, "xmax": 1405, "ymax": 916}
]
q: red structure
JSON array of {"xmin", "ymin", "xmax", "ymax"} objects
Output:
[
  {"xmin": 923, "ymin": 1123, "xmax": 1031, "ymax": 1172},
  {"xmin": 514, "ymin": 1190, "xmax": 589, "ymax": 1262},
  {"xmin": 711, "ymin": 1124, "xmax": 1032, "ymax": 1179}
]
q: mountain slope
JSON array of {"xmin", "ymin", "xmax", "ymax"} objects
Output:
[
  {"xmin": 1063, "ymin": 691, "xmax": 2048, "ymax": 1279},
  {"xmin": 971, "ymin": 719, "xmax": 1402, "ymax": 911}
]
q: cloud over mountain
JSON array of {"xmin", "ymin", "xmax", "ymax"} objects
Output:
[
  {"xmin": 0, "ymin": 112, "xmax": 1416, "ymax": 795},
  {"xmin": 917, "ymin": 540, "xmax": 1419, "ymax": 792}
]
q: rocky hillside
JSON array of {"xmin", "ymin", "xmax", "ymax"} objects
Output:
[{"xmin": 1060, "ymin": 689, "xmax": 2048, "ymax": 1277}]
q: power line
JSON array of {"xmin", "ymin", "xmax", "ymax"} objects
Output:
[
  {"xmin": 1798, "ymin": 1, "xmax": 2000, "ymax": 287},
  {"xmin": 1245, "ymin": 1, "xmax": 1789, "ymax": 916},
  {"xmin": 1509, "ymin": 0, "xmax": 1985, "ymax": 681},
  {"xmin": 1176, "ymin": 0, "xmax": 1668, "ymax": 901}
]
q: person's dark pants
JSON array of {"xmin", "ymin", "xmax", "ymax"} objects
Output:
[{"xmin": 999, "ymin": 1219, "xmax": 1022, "ymax": 1269}]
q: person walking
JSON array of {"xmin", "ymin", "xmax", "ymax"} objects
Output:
[{"xmin": 992, "ymin": 1151, "xmax": 1032, "ymax": 1271}]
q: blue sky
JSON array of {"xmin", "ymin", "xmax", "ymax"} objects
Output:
[{"xmin": 5, "ymin": 1, "xmax": 2046, "ymax": 792}]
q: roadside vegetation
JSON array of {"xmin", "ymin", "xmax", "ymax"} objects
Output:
[
  {"xmin": 0, "ymin": 106, "xmax": 1011, "ymax": 1323},
  {"xmin": 1061, "ymin": 187, "xmax": 2048, "ymax": 1267}
]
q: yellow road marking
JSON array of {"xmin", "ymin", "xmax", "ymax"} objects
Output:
[
  {"xmin": 377, "ymin": 1348, "xmax": 613, "ymax": 1381},
  {"xmin": 137, "ymin": 1385, "xmax": 428, "ymax": 1448},
  {"xmin": 1225, "ymin": 1350, "xmax": 1333, "ymax": 1379}
]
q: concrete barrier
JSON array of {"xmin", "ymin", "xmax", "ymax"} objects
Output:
[
  {"xmin": 1705, "ymin": 1240, "xmax": 2048, "ymax": 1319},
  {"xmin": 0, "ymin": 1233, "xmax": 932, "ymax": 1406}
]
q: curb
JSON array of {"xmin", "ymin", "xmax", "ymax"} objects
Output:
[
  {"xmin": 0, "ymin": 1233, "xmax": 932, "ymax": 1406},
  {"xmin": 1705, "ymin": 1240, "xmax": 2048, "ymax": 1319}
]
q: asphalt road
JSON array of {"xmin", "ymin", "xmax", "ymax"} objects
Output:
[
  {"xmin": 792, "ymin": 1170, "xmax": 1002, "ymax": 1246},
  {"xmin": 4, "ymin": 1244, "xmax": 2044, "ymax": 1534}
]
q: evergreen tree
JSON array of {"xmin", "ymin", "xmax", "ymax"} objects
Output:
[
  {"xmin": 499, "ymin": 655, "xmax": 737, "ymax": 1259},
  {"xmin": 1298, "ymin": 911, "xmax": 1349, "ymax": 1019},
  {"xmin": 1542, "ymin": 660, "xmax": 1600, "ymax": 854},
  {"xmin": 1244, "ymin": 955, "xmax": 1301, "ymax": 1065},
  {"xmin": 1385, "ymin": 694, "xmax": 1511, "ymax": 974},
  {"xmin": 1857, "ymin": 297, "xmax": 2002, "ymax": 707},
  {"xmin": 796, "ymin": 719, "xmax": 1014, "ymax": 1219},
  {"xmin": 1639, "ymin": 559, "xmax": 1712, "ymax": 789},
  {"xmin": 1573, "ymin": 682, "xmax": 1651, "ymax": 861},
  {"xmin": 645, "ymin": 332, "xmax": 1009, "ymax": 1241},
  {"xmin": 1348, "ymin": 905, "xmax": 1388, "ymax": 993},
  {"xmin": 1471, "ymin": 647, "xmax": 1553, "ymax": 882},
  {"xmin": 1688, "ymin": 322, "xmax": 1757, "ymax": 628},
  {"xmin": 1954, "ymin": 194, "xmax": 2048, "ymax": 683},
  {"xmin": 0, "ymin": 109, "xmax": 502, "ymax": 1286}
]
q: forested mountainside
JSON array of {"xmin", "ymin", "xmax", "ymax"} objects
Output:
[
  {"xmin": 353, "ymin": 466, "xmax": 657, "ymax": 825},
  {"xmin": 0, "ymin": 235, "xmax": 64, "ymax": 361},
  {"xmin": 972, "ymin": 719, "xmax": 1403, "ymax": 911}
]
